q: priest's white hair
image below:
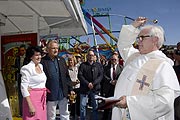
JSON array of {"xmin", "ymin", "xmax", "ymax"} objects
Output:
[{"xmin": 141, "ymin": 25, "xmax": 165, "ymax": 48}]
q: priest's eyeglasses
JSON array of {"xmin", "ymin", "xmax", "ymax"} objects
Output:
[{"xmin": 136, "ymin": 35, "xmax": 152, "ymax": 42}]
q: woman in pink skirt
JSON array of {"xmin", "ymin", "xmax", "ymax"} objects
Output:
[{"xmin": 20, "ymin": 46, "xmax": 47, "ymax": 120}]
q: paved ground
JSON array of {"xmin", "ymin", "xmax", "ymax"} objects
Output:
[
  {"xmin": 56, "ymin": 107, "xmax": 104, "ymax": 120},
  {"xmin": 13, "ymin": 106, "xmax": 105, "ymax": 120}
]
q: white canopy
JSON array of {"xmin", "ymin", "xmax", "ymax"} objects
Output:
[{"xmin": 0, "ymin": 0, "xmax": 88, "ymax": 36}]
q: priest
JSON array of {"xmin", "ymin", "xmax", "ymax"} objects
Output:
[
  {"xmin": 112, "ymin": 17, "xmax": 180, "ymax": 120},
  {"xmin": 0, "ymin": 72, "xmax": 12, "ymax": 120}
]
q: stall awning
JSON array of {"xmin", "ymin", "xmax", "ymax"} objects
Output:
[{"xmin": 0, "ymin": 0, "xmax": 88, "ymax": 36}]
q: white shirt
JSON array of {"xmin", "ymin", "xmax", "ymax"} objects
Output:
[
  {"xmin": 20, "ymin": 54, "xmax": 25, "ymax": 68},
  {"xmin": 68, "ymin": 66, "xmax": 80, "ymax": 89},
  {"xmin": 112, "ymin": 25, "xmax": 180, "ymax": 120},
  {"xmin": 20, "ymin": 61, "xmax": 47, "ymax": 97}
]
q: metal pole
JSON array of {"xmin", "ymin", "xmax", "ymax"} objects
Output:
[
  {"xmin": 90, "ymin": 16, "xmax": 100, "ymax": 62},
  {"xmin": 107, "ymin": 13, "xmax": 113, "ymax": 45}
]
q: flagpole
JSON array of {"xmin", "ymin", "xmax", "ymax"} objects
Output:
[{"xmin": 90, "ymin": 16, "xmax": 100, "ymax": 62}]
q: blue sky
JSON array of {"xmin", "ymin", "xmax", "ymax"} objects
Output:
[{"xmin": 80, "ymin": 0, "xmax": 180, "ymax": 46}]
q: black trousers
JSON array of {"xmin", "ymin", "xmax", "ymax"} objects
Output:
[
  {"xmin": 70, "ymin": 88, "xmax": 80, "ymax": 118},
  {"xmin": 175, "ymin": 96, "xmax": 180, "ymax": 120}
]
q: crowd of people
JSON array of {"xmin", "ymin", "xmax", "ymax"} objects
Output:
[
  {"xmin": 18, "ymin": 40, "xmax": 124, "ymax": 120},
  {"xmin": 11, "ymin": 17, "xmax": 180, "ymax": 120}
]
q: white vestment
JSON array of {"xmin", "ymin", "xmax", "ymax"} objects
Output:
[
  {"xmin": 112, "ymin": 25, "xmax": 180, "ymax": 120},
  {"xmin": 0, "ymin": 71, "xmax": 12, "ymax": 120}
]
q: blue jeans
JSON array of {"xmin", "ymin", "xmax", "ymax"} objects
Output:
[{"xmin": 80, "ymin": 91, "xmax": 98, "ymax": 120}]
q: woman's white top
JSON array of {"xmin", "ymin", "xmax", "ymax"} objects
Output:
[
  {"xmin": 68, "ymin": 66, "xmax": 80, "ymax": 89},
  {"xmin": 20, "ymin": 61, "xmax": 47, "ymax": 97}
]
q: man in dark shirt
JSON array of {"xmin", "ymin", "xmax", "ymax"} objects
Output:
[
  {"xmin": 41, "ymin": 40, "xmax": 74, "ymax": 120},
  {"xmin": 102, "ymin": 54, "xmax": 123, "ymax": 120},
  {"xmin": 14, "ymin": 44, "xmax": 26, "ymax": 116}
]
